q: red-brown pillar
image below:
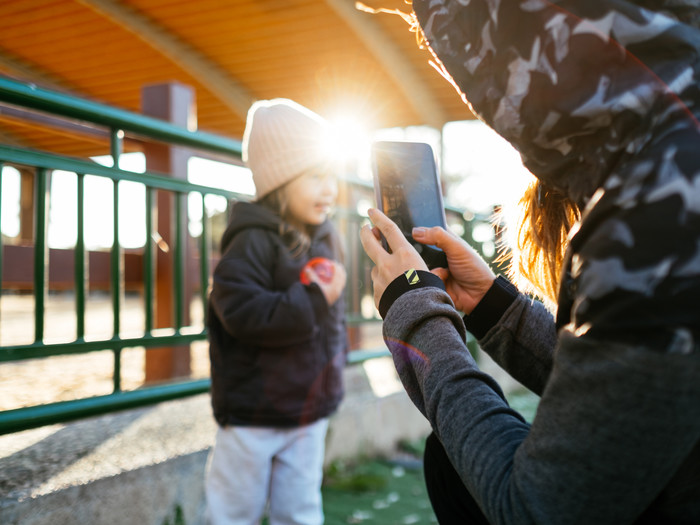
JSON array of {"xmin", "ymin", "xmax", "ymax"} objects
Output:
[
  {"xmin": 18, "ymin": 168, "xmax": 34, "ymax": 243},
  {"xmin": 141, "ymin": 83, "xmax": 194, "ymax": 382}
]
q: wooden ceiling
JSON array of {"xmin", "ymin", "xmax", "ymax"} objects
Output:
[{"xmin": 0, "ymin": 0, "xmax": 476, "ymax": 158}]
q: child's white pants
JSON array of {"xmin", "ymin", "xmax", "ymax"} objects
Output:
[{"xmin": 205, "ymin": 418, "xmax": 329, "ymax": 525}]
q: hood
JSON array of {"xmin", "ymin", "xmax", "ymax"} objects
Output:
[
  {"xmin": 412, "ymin": 0, "xmax": 700, "ymax": 205},
  {"xmin": 220, "ymin": 201, "xmax": 334, "ymax": 254},
  {"xmin": 220, "ymin": 201, "xmax": 279, "ymax": 252}
]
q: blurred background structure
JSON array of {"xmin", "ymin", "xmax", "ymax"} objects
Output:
[{"xmin": 0, "ymin": 0, "xmax": 477, "ymax": 152}]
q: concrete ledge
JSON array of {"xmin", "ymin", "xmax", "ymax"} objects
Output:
[{"xmin": 0, "ymin": 358, "xmax": 431, "ymax": 525}]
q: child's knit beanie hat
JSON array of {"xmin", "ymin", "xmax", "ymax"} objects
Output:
[{"xmin": 242, "ymin": 98, "xmax": 330, "ymax": 199}]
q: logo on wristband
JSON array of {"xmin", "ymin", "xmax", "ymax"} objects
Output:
[{"xmin": 405, "ymin": 269, "xmax": 419, "ymax": 286}]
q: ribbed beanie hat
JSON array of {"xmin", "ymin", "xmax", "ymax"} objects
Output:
[{"xmin": 242, "ymin": 98, "xmax": 330, "ymax": 199}]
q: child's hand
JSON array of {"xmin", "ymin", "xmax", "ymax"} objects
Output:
[
  {"xmin": 302, "ymin": 259, "xmax": 347, "ymax": 305},
  {"xmin": 300, "ymin": 258, "xmax": 335, "ymax": 285}
]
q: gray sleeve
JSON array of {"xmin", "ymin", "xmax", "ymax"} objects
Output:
[
  {"xmin": 383, "ymin": 287, "xmax": 700, "ymax": 525},
  {"xmin": 477, "ymin": 294, "xmax": 557, "ymax": 396}
]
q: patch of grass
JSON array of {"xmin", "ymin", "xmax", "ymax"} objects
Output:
[
  {"xmin": 324, "ymin": 459, "xmax": 388, "ymax": 492},
  {"xmin": 320, "ymin": 391, "xmax": 539, "ymax": 524},
  {"xmin": 322, "ymin": 451, "xmax": 436, "ymax": 524},
  {"xmin": 396, "ymin": 438, "xmax": 426, "ymax": 458},
  {"xmin": 161, "ymin": 504, "xmax": 185, "ymax": 525}
]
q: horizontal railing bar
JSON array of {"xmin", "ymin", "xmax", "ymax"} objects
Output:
[
  {"xmin": 0, "ymin": 330, "xmax": 207, "ymax": 362},
  {"xmin": 0, "ymin": 347, "xmax": 393, "ymax": 435},
  {"xmin": 346, "ymin": 347, "xmax": 391, "ymax": 364},
  {"xmin": 0, "ymin": 143, "xmax": 467, "ymax": 225},
  {"xmin": 0, "ymin": 144, "xmax": 241, "ymax": 198},
  {"xmin": 0, "ymin": 104, "xmax": 114, "ymax": 142},
  {"xmin": 1, "ymin": 323, "xmax": 390, "ymax": 362},
  {"xmin": 346, "ymin": 315, "xmax": 382, "ymax": 325},
  {"xmin": 0, "ymin": 379, "xmax": 212, "ymax": 435},
  {"xmin": 0, "ymin": 77, "xmax": 242, "ymax": 157}
]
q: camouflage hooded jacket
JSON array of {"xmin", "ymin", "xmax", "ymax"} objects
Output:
[{"xmin": 379, "ymin": 1, "xmax": 700, "ymax": 523}]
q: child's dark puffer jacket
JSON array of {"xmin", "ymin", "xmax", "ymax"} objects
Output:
[{"xmin": 208, "ymin": 201, "xmax": 346, "ymax": 428}]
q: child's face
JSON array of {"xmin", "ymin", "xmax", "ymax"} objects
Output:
[{"xmin": 284, "ymin": 168, "xmax": 338, "ymax": 226}]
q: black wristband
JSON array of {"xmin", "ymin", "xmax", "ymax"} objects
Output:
[
  {"xmin": 463, "ymin": 275, "xmax": 518, "ymax": 339},
  {"xmin": 378, "ymin": 269, "xmax": 446, "ymax": 319}
]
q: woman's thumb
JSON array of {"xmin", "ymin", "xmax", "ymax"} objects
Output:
[
  {"xmin": 431, "ymin": 267, "xmax": 450, "ymax": 282},
  {"xmin": 412, "ymin": 225, "xmax": 453, "ymax": 251}
]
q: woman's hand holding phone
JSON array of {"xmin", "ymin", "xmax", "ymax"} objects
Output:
[
  {"xmin": 360, "ymin": 208, "xmax": 429, "ymax": 307},
  {"xmin": 411, "ymin": 225, "xmax": 495, "ymax": 314},
  {"xmin": 361, "ymin": 207, "xmax": 496, "ymax": 313}
]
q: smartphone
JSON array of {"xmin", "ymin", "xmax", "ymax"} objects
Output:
[{"xmin": 371, "ymin": 141, "xmax": 448, "ymax": 269}]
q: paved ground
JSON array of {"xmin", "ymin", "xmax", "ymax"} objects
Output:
[{"xmin": 0, "ymin": 292, "xmax": 210, "ymax": 411}]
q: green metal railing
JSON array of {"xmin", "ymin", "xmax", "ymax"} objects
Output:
[
  {"xmin": 0, "ymin": 142, "xmax": 239, "ymax": 360},
  {"xmin": 0, "ymin": 76, "xmax": 239, "ymax": 155},
  {"xmin": 0, "ymin": 77, "xmax": 247, "ymax": 434},
  {"xmin": 0, "ymin": 77, "xmax": 487, "ymax": 435}
]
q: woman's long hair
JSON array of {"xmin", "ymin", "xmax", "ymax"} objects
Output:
[
  {"xmin": 502, "ymin": 180, "xmax": 580, "ymax": 306},
  {"xmin": 257, "ymin": 184, "xmax": 311, "ymax": 258}
]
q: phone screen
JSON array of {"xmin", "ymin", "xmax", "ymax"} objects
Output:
[{"xmin": 371, "ymin": 141, "xmax": 448, "ymax": 269}]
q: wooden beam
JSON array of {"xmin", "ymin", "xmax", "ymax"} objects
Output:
[
  {"xmin": 0, "ymin": 50, "xmax": 61, "ymax": 148},
  {"xmin": 326, "ymin": 0, "xmax": 447, "ymax": 129},
  {"xmin": 0, "ymin": 106, "xmax": 109, "ymax": 141},
  {"xmin": 75, "ymin": 0, "xmax": 253, "ymax": 120},
  {"xmin": 0, "ymin": 123, "xmax": 29, "ymax": 148},
  {"xmin": 0, "ymin": 49, "xmax": 72, "ymax": 92}
]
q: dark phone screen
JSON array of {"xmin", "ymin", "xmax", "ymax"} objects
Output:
[
  {"xmin": 371, "ymin": 141, "xmax": 448, "ymax": 269},
  {"xmin": 372, "ymin": 141, "xmax": 446, "ymax": 237}
]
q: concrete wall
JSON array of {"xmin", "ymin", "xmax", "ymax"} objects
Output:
[{"xmin": 0, "ymin": 358, "xmax": 431, "ymax": 525}]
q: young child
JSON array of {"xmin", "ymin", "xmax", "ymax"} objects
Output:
[{"xmin": 205, "ymin": 99, "xmax": 348, "ymax": 525}]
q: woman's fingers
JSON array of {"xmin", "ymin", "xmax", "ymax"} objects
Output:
[
  {"xmin": 359, "ymin": 222, "xmax": 384, "ymax": 264},
  {"xmin": 367, "ymin": 208, "xmax": 412, "ymax": 254},
  {"xmin": 361, "ymin": 209, "xmax": 433, "ymax": 307},
  {"xmin": 360, "ymin": 209, "xmax": 406, "ymax": 262}
]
